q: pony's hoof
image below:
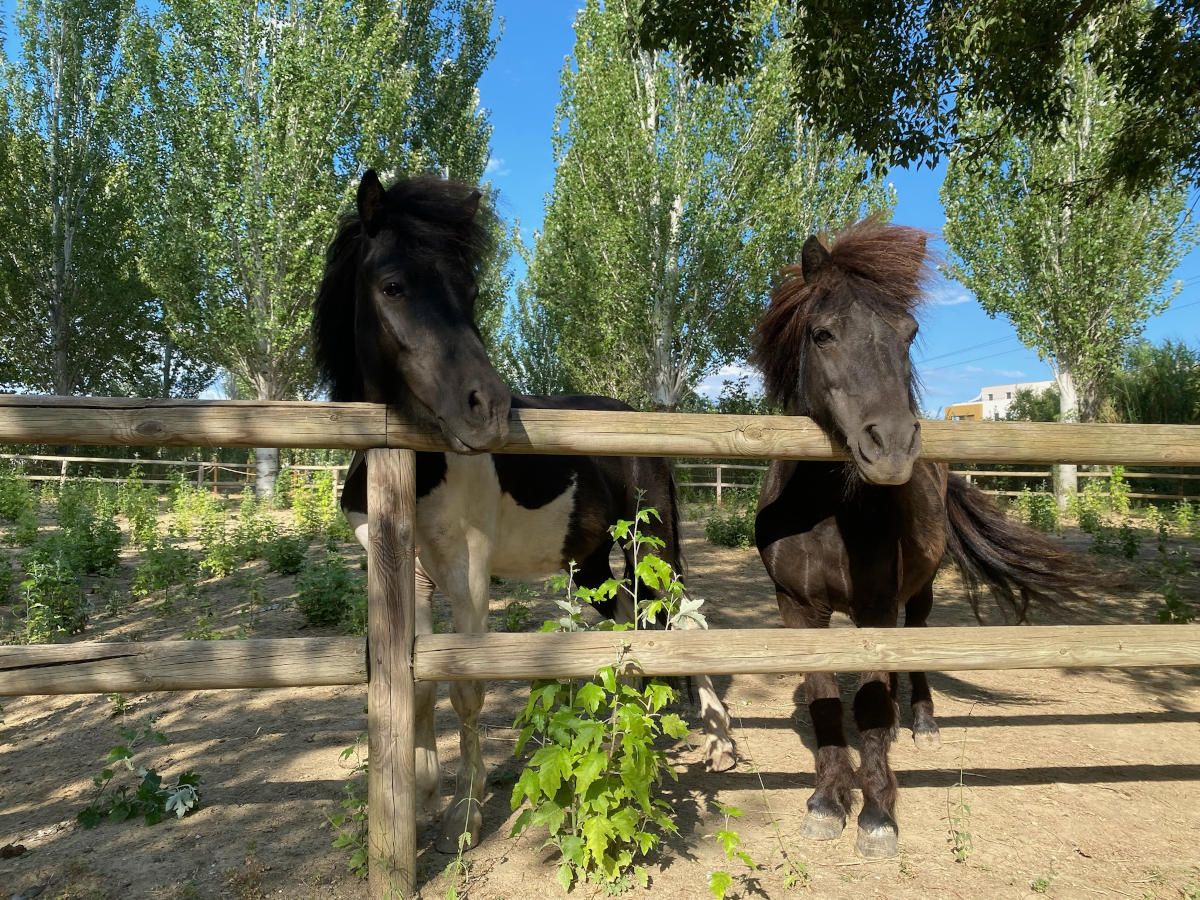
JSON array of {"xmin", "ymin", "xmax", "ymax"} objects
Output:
[
  {"xmin": 912, "ymin": 725, "xmax": 942, "ymax": 751},
  {"xmin": 436, "ymin": 801, "xmax": 482, "ymax": 854},
  {"xmin": 855, "ymin": 812, "xmax": 899, "ymax": 858},
  {"xmin": 799, "ymin": 811, "xmax": 846, "ymax": 841},
  {"xmin": 705, "ymin": 738, "xmax": 737, "ymax": 773},
  {"xmin": 856, "ymin": 825, "xmax": 898, "ymax": 858}
]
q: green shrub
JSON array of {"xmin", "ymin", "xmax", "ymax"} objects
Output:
[
  {"xmin": 118, "ymin": 468, "xmax": 160, "ymax": 547},
  {"xmin": 290, "ymin": 470, "xmax": 347, "ymax": 540},
  {"xmin": 1108, "ymin": 466, "xmax": 1131, "ymax": 515},
  {"xmin": 1118, "ymin": 523, "xmax": 1141, "ymax": 559},
  {"xmin": 704, "ymin": 506, "xmax": 756, "ymax": 549},
  {"xmin": 6, "ymin": 508, "xmax": 39, "ymax": 546},
  {"xmin": 264, "ymin": 534, "xmax": 308, "ymax": 575},
  {"xmin": 0, "ymin": 556, "xmax": 13, "ymax": 603},
  {"xmin": 510, "ymin": 507, "xmax": 699, "ymax": 893},
  {"xmin": 1016, "ymin": 488, "xmax": 1059, "ymax": 534},
  {"xmin": 1172, "ymin": 500, "xmax": 1194, "ymax": 535},
  {"xmin": 1070, "ymin": 481, "xmax": 1107, "ymax": 534},
  {"xmin": 170, "ymin": 483, "xmax": 224, "ymax": 539},
  {"xmin": 132, "ymin": 541, "xmax": 199, "ymax": 599},
  {"xmin": 296, "ymin": 552, "xmax": 364, "ymax": 627},
  {"xmin": 0, "ymin": 467, "xmax": 35, "ymax": 522},
  {"xmin": 229, "ymin": 494, "xmax": 273, "ymax": 560},
  {"xmin": 21, "ymin": 557, "xmax": 87, "ymax": 642}
]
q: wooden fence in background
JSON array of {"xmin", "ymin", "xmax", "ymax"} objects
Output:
[
  {"xmin": 676, "ymin": 462, "xmax": 1200, "ymax": 503},
  {"xmin": 1, "ymin": 396, "xmax": 1199, "ymax": 898}
]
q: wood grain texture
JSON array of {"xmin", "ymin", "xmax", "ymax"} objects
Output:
[
  {"xmin": 0, "ymin": 396, "xmax": 385, "ymax": 449},
  {"xmin": 2, "ymin": 397, "xmax": 1196, "ymax": 465},
  {"xmin": 0, "ymin": 638, "xmax": 365, "ymax": 695},
  {"xmin": 366, "ymin": 449, "xmax": 417, "ymax": 899},
  {"xmin": 413, "ymin": 625, "xmax": 1200, "ymax": 681}
]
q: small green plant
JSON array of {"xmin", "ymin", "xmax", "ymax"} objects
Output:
[
  {"xmin": 1031, "ymin": 875, "xmax": 1052, "ymax": 893},
  {"xmin": 947, "ymin": 716, "xmax": 974, "ymax": 864},
  {"xmin": 1071, "ymin": 481, "xmax": 1107, "ymax": 534},
  {"xmin": 170, "ymin": 482, "xmax": 225, "ymax": 539},
  {"xmin": 77, "ymin": 721, "xmax": 201, "ymax": 828},
  {"xmin": 200, "ymin": 534, "xmax": 239, "ymax": 578},
  {"xmin": 132, "ymin": 540, "xmax": 198, "ymax": 599},
  {"xmin": 0, "ymin": 556, "xmax": 13, "ymax": 603},
  {"xmin": 107, "ymin": 693, "xmax": 131, "ymax": 717},
  {"xmin": 328, "ymin": 735, "xmax": 369, "ymax": 878},
  {"xmin": 706, "ymin": 803, "xmax": 759, "ymax": 898},
  {"xmin": 263, "ymin": 533, "xmax": 308, "ymax": 575},
  {"xmin": 1156, "ymin": 547, "xmax": 1196, "ymax": 624},
  {"xmin": 7, "ymin": 507, "xmax": 39, "ymax": 546},
  {"xmin": 290, "ymin": 470, "xmax": 342, "ymax": 538},
  {"xmin": 1119, "ymin": 523, "xmax": 1141, "ymax": 560},
  {"xmin": 21, "ymin": 557, "xmax": 87, "ymax": 643},
  {"xmin": 510, "ymin": 505, "xmax": 700, "ymax": 893},
  {"xmin": 1108, "ymin": 466, "xmax": 1131, "ymax": 515},
  {"xmin": 1173, "ymin": 500, "xmax": 1195, "ymax": 535},
  {"xmin": 118, "ymin": 468, "xmax": 160, "ymax": 548},
  {"xmin": 704, "ymin": 505, "xmax": 756, "ymax": 549},
  {"xmin": 0, "ymin": 466, "xmax": 35, "ymax": 522},
  {"xmin": 296, "ymin": 551, "xmax": 364, "ymax": 627},
  {"xmin": 183, "ymin": 614, "xmax": 221, "ymax": 640},
  {"xmin": 1016, "ymin": 488, "xmax": 1058, "ymax": 534}
]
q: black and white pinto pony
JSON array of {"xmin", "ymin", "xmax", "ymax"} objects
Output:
[{"xmin": 313, "ymin": 171, "xmax": 735, "ymax": 851}]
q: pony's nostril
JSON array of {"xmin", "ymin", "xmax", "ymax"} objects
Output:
[
  {"xmin": 865, "ymin": 424, "xmax": 885, "ymax": 451},
  {"xmin": 467, "ymin": 390, "xmax": 485, "ymax": 414}
]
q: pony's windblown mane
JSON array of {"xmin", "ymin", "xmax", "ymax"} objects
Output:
[
  {"xmin": 751, "ymin": 216, "xmax": 932, "ymax": 408},
  {"xmin": 312, "ymin": 176, "xmax": 495, "ymax": 402}
]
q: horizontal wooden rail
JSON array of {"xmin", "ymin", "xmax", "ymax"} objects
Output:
[
  {"xmin": 5, "ymin": 626, "xmax": 1199, "ymax": 695},
  {"xmin": 0, "ymin": 453, "xmax": 350, "ymax": 472},
  {"xmin": 2, "ymin": 397, "xmax": 1199, "ymax": 464},
  {"xmin": 0, "ymin": 638, "xmax": 366, "ymax": 695},
  {"xmin": 414, "ymin": 625, "xmax": 1200, "ymax": 680}
]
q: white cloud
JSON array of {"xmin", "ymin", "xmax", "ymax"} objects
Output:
[
  {"xmin": 695, "ymin": 363, "xmax": 763, "ymax": 401},
  {"xmin": 926, "ymin": 279, "xmax": 974, "ymax": 307},
  {"xmin": 484, "ymin": 156, "xmax": 510, "ymax": 177}
]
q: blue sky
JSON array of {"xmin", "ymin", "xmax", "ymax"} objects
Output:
[{"xmin": 480, "ymin": 1, "xmax": 1200, "ymax": 415}]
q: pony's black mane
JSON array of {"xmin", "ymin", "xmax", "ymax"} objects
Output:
[
  {"xmin": 751, "ymin": 217, "xmax": 932, "ymax": 412},
  {"xmin": 312, "ymin": 176, "xmax": 495, "ymax": 402}
]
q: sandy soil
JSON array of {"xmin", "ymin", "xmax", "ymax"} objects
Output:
[{"xmin": 2, "ymin": 516, "xmax": 1199, "ymax": 900}]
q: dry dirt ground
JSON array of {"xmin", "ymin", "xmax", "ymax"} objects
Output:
[{"xmin": 2, "ymin": 516, "xmax": 1199, "ymax": 900}]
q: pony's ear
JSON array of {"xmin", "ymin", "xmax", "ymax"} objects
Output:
[
  {"xmin": 357, "ymin": 170, "xmax": 386, "ymax": 237},
  {"xmin": 801, "ymin": 235, "xmax": 830, "ymax": 281},
  {"xmin": 463, "ymin": 189, "xmax": 482, "ymax": 219}
]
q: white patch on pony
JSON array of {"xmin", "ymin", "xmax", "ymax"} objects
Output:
[
  {"xmin": 415, "ymin": 453, "xmax": 575, "ymax": 582},
  {"xmin": 346, "ymin": 511, "xmax": 369, "ymax": 551}
]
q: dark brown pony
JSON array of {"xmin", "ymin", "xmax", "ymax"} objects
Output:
[{"xmin": 750, "ymin": 218, "xmax": 1089, "ymax": 858}]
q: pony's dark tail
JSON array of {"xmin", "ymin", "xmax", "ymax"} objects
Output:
[{"xmin": 944, "ymin": 475, "xmax": 1091, "ymax": 622}]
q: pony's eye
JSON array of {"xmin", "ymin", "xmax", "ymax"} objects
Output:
[
  {"xmin": 812, "ymin": 328, "xmax": 835, "ymax": 347},
  {"xmin": 382, "ymin": 282, "xmax": 403, "ymax": 298}
]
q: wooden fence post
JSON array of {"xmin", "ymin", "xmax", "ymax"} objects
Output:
[
  {"xmin": 367, "ymin": 448, "xmax": 418, "ymax": 899},
  {"xmin": 715, "ymin": 465, "xmax": 723, "ymax": 506}
]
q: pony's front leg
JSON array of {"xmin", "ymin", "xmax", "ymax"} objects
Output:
[
  {"xmin": 670, "ymin": 616, "xmax": 735, "ymax": 772},
  {"xmin": 413, "ymin": 558, "xmax": 440, "ymax": 818},
  {"xmin": 435, "ymin": 555, "xmax": 491, "ymax": 854},
  {"xmin": 854, "ymin": 666, "xmax": 899, "ymax": 858}
]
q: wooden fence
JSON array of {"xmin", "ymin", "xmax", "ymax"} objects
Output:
[
  {"xmin": 0, "ymin": 451, "xmax": 347, "ymax": 495},
  {"xmin": 676, "ymin": 462, "xmax": 1200, "ymax": 503},
  {"xmin": 1, "ymin": 396, "xmax": 1200, "ymax": 898}
]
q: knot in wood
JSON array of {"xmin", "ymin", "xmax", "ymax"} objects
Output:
[{"xmin": 135, "ymin": 420, "xmax": 166, "ymax": 437}]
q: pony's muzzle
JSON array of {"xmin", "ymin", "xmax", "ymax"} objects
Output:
[{"xmin": 856, "ymin": 419, "xmax": 921, "ymax": 485}]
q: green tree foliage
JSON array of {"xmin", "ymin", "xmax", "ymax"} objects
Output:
[
  {"xmin": 130, "ymin": 0, "xmax": 499, "ymax": 491},
  {"xmin": 0, "ymin": 0, "xmax": 161, "ymax": 395},
  {"xmin": 941, "ymin": 27, "xmax": 1197, "ymax": 424},
  {"xmin": 1005, "ymin": 386, "xmax": 1061, "ymax": 423},
  {"xmin": 524, "ymin": 0, "xmax": 891, "ymax": 409},
  {"xmin": 1108, "ymin": 340, "xmax": 1200, "ymax": 424},
  {"xmin": 636, "ymin": 0, "xmax": 1200, "ymax": 191}
]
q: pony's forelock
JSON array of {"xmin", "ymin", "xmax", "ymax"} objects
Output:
[{"xmin": 750, "ymin": 217, "xmax": 933, "ymax": 409}]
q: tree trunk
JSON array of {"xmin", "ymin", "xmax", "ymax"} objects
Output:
[
  {"xmin": 255, "ymin": 447, "xmax": 279, "ymax": 499},
  {"xmin": 1053, "ymin": 367, "xmax": 1079, "ymax": 510}
]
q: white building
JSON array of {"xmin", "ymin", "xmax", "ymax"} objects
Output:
[{"xmin": 944, "ymin": 380, "xmax": 1056, "ymax": 420}]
